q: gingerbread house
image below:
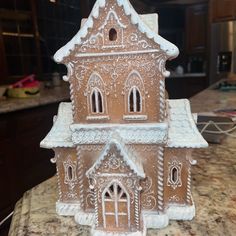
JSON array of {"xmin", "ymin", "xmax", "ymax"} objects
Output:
[{"xmin": 40, "ymin": 0, "xmax": 208, "ymax": 235}]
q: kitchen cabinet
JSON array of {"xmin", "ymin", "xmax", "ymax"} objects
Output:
[
  {"xmin": 210, "ymin": 0, "xmax": 236, "ymax": 22},
  {"xmin": 0, "ymin": 103, "xmax": 58, "ymax": 223},
  {"xmin": 186, "ymin": 4, "xmax": 208, "ymax": 53},
  {"xmin": 0, "ymin": 0, "xmax": 42, "ymax": 85}
]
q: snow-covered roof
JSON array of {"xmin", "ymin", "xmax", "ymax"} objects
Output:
[
  {"xmin": 86, "ymin": 137, "xmax": 145, "ymax": 178},
  {"xmin": 54, "ymin": 0, "xmax": 179, "ymax": 63},
  {"xmin": 71, "ymin": 123, "xmax": 168, "ymax": 145},
  {"xmin": 40, "ymin": 103, "xmax": 74, "ymax": 149},
  {"xmin": 167, "ymin": 99, "xmax": 208, "ymax": 148}
]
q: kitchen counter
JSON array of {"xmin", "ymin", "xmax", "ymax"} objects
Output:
[
  {"xmin": 0, "ymin": 82, "xmax": 70, "ymax": 114},
  {"xmin": 8, "ymin": 83, "xmax": 236, "ymax": 236},
  {"xmin": 169, "ymin": 72, "xmax": 207, "ymax": 79}
]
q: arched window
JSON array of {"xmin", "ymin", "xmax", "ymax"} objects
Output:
[
  {"xmin": 86, "ymin": 73, "xmax": 107, "ymax": 118},
  {"xmin": 167, "ymin": 159, "xmax": 182, "ymax": 190},
  {"xmin": 171, "ymin": 167, "xmax": 178, "ymax": 184},
  {"xmin": 109, "ymin": 28, "xmax": 117, "ymax": 41},
  {"xmin": 124, "ymin": 71, "xmax": 145, "ymax": 118},
  {"xmin": 102, "ymin": 181, "xmax": 130, "ymax": 229},
  {"xmin": 68, "ymin": 166, "xmax": 73, "ymax": 181},
  {"xmin": 63, "ymin": 159, "xmax": 77, "ymax": 184},
  {"xmin": 128, "ymin": 87, "xmax": 141, "ymax": 113},
  {"xmin": 91, "ymin": 88, "xmax": 103, "ymax": 113}
]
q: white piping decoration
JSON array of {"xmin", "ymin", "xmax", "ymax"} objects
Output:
[
  {"xmin": 56, "ymin": 158, "xmax": 63, "ymax": 202},
  {"xmin": 167, "ymin": 159, "xmax": 182, "ymax": 190},
  {"xmin": 76, "ymin": 147, "xmax": 85, "ymax": 209},
  {"xmin": 186, "ymin": 166, "xmax": 192, "ymax": 204},
  {"xmin": 123, "ymin": 115, "xmax": 147, "ymax": 121},
  {"xmin": 71, "ymin": 123, "xmax": 167, "ymax": 145},
  {"xmin": 157, "ymin": 146, "xmax": 164, "ymax": 212},
  {"xmin": 53, "ymin": 0, "xmax": 179, "ymax": 62},
  {"xmin": 124, "ymin": 70, "xmax": 146, "ymax": 115},
  {"xmin": 98, "ymin": 10, "xmax": 126, "ymax": 30},
  {"xmin": 94, "ymin": 188, "xmax": 99, "ymax": 227},
  {"xmin": 86, "ymin": 115, "xmax": 110, "ymax": 121},
  {"xmin": 85, "ymin": 72, "xmax": 108, "ymax": 116},
  {"xmin": 159, "ymin": 79, "xmax": 165, "ymax": 122},
  {"xmin": 134, "ymin": 189, "xmax": 140, "ymax": 229}
]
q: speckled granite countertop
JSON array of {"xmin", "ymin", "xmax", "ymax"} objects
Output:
[
  {"xmin": 8, "ymin": 84, "xmax": 236, "ymax": 236},
  {"xmin": 0, "ymin": 82, "xmax": 70, "ymax": 114}
]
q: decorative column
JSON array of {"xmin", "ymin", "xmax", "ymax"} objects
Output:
[
  {"xmin": 186, "ymin": 165, "xmax": 192, "ymax": 204},
  {"xmin": 76, "ymin": 146, "xmax": 85, "ymax": 209},
  {"xmin": 159, "ymin": 79, "xmax": 165, "ymax": 122},
  {"xmin": 157, "ymin": 146, "xmax": 165, "ymax": 212},
  {"xmin": 134, "ymin": 188, "xmax": 140, "ymax": 230}
]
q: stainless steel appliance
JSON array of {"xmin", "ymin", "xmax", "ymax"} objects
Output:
[{"xmin": 210, "ymin": 21, "xmax": 236, "ymax": 84}]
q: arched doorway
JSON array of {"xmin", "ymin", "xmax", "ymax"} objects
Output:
[{"xmin": 102, "ymin": 181, "xmax": 130, "ymax": 230}]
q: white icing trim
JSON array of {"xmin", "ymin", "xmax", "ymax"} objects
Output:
[
  {"xmin": 166, "ymin": 203, "xmax": 195, "ymax": 220},
  {"xmin": 123, "ymin": 115, "xmax": 147, "ymax": 121},
  {"xmin": 71, "ymin": 123, "xmax": 168, "ymax": 144},
  {"xmin": 56, "ymin": 202, "xmax": 81, "ymax": 216},
  {"xmin": 75, "ymin": 49, "xmax": 160, "ymax": 58},
  {"xmin": 74, "ymin": 211, "xmax": 95, "ymax": 226},
  {"xmin": 98, "ymin": 9, "xmax": 126, "ymax": 30},
  {"xmin": 87, "ymin": 115, "xmax": 110, "ymax": 120},
  {"xmin": 86, "ymin": 137, "xmax": 145, "ymax": 178},
  {"xmin": 53, "ymin": 0, "xmax": 179, "ymax": 62}
]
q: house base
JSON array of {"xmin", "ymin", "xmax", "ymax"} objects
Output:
[
  {"xmin": 56, "ymin": 201, "xmax": 81, "ymax": 216},
  {"xmin": 73, "ymin": 204, "xmax": 195, "ymax": 235},
  {"xmin": 91, "ymin": 227, "xmax": 146, "ymax": 236},
  {"xmin": 74, "ymin": 211, "xmax": 95, "ymax": 226},
  {"xmin": 167, "ymin": 203, "xmax": 195, "ymax": 220}
]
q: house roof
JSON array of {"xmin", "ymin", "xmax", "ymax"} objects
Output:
[
  {"xmin": 40, "ymin": 103, "xmax": 74, "ymax": 149},
  {"xmin": 53, "ymin": 0, "xmax": 179, "ymax": 63},
  {"xmin": 166, "ymin": 99, "xmax": 208, "ymax": 148},
  {"xmin": 71, "ymin": 122, "xmax": 168, "ymax": 145},
  {"xmin": 86, "ymin": 136, "xmax": 145, "ymax": 178}
]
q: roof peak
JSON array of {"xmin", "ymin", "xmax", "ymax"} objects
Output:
[{"xmin": 53, "ymin": 0, "xmax": 179, "ymax": 63}]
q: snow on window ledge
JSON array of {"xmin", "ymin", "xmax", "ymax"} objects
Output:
[
  {"xmin": 86, "ymin": 115, "xmax": 110, "ymax": 121},
  {"xmin": 123, "ymin": 115, "xmax": 147, "ymax": 121}
]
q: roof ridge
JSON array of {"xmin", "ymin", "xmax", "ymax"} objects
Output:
[{"xmin": 53, "ymin": 0, "xmax": 179, "ymax": 63}]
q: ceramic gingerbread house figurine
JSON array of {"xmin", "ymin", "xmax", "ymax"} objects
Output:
[{"xmin": 40, "ymin": 0, "xmax": 208, "ymax": 235}]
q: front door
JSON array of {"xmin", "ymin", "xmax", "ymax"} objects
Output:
[{"xmin": 102, "ymin": 181, "xmax": 130, "ymax": 231}]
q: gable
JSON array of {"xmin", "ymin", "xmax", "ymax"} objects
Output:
[
  {"xmin": 54, "ymin": 0, "xmax": 178, "ymax": 63},
  {"xmin": 86, "ymin": 139, "xmax": 145, "ymax": 178}
]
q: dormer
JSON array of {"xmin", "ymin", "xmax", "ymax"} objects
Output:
[{"xmin": 99, "ymin": 9, "xmax": 126, "ymax": 48}]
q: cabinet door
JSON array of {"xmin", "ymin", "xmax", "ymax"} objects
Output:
[
  {"xmin": 211, "ymin": 0, "xmax": 236, "ymax": 22},
  {"xmin": 0, "ymin": 139, "xmax": 15, "ymax": 221},
  {"xmin": 186, "ymin": 4, "xmax": 207, "ymax": 53}
]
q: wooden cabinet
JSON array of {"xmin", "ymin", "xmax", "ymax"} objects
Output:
[
  {"xmin": 210, "ymin": 0, "xmax": 236, "ymax": 22},
  {"xmin": 186, "ymin": 4, "xmax": 208, "ymax": 53},
  {"xmin": 0, "ymin": 103, "xmax": 59, "ymax": 223},
  {"xmin": 0, "ymin": 0, "xmax": 42, "ymax": 85}
]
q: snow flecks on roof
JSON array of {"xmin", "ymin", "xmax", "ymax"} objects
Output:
[
  {"xmin": 40, "ymin": 103, "xmax": 74, "ymax": 149},
  {"xmin": 167, "ymin": 99, "xmax": 208, "ymax": 148},
  {"xmin": 86, "ymin": 136, "xmax": 145, "ymax": 178},
  {"xmin": 53, "ymin": 0, "xmax": 179, "ymax": 63}
]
